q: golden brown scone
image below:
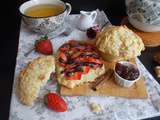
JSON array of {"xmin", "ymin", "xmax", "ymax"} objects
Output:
[
  {"xmin": 96, "ymin": 25, "xmax": 145, "ymax": 61},
  {"xmin": 16, "ymin": 56, "xmax": 55, "ymax": 106},
  {"xmin": 154, "ymin": 52, "xmax": 160, "ymax": 64},
  {"xmin": 155, "ymin": 66, "xmax": 160, "ymax": 78},
  {"xmin": 56, "ymin": 41, "xmax": 106, "ymax": 89}
]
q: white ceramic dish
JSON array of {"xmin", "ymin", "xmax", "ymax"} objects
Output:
[
  {"xmin": 128, "ymin": 17, "xmax": 160, "ymax": 32},
  {"xmin": 114, "ymin": 61, "xmax": 141, "ymax": 88}
]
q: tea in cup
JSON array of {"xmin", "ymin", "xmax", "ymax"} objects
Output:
[{"xmin": 19, "ymin": 0, "xmax": 71, "ymax": 34}]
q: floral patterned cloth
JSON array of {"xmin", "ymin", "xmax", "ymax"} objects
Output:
[{"xmin": 9, "ymin": 11, "xmax": 160, "ymax": 120}]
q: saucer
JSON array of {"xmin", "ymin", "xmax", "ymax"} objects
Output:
[{"xmin": 47, "ymin": 23, "xmax": 66, "ymax": 38}]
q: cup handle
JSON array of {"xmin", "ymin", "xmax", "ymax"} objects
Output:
[
  {"xmin": 91, "ymin": 11, "xmax": 97, "ymax": 22},
  {"xmin": 65, "ymin": 3, "xmax": 72, "ymax": 16}
]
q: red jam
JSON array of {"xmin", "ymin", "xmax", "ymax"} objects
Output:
[{"xmin": 115, "ymin": 62, "xmax": 140, "ymax": 80}]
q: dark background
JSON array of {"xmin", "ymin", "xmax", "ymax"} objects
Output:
[{"xmin": 0, "ymin": 0, "xmax": 159, "ymax": 120}]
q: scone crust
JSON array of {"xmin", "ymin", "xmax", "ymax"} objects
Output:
[
  {"xmin": 16, "ymin": 56, "xmax": 55, "ymax": 106},
  {"xmin": 155, "ymin": 66, "xmax": 160, "ymax": 78},
  {"xmin": 96, "ymin": 25, "xmax": 145, "ymax": 59}
]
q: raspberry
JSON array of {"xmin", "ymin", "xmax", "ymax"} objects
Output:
[{"xmin": 86, "ymin": 25, "xmax": 101, "ymax": 39}]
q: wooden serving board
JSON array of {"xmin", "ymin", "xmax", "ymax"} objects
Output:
[
  {"xmin": 60, "ymin": 60, "xmax": 148, "ymax": 99},
  {"xmin": 121, "ymin": 17, "xmax": 160, "ymax": 47}
]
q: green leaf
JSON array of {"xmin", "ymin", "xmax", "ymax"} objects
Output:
[{"xmin": 40, "ymin": 35, "xmax": 48, "ymax": 40}]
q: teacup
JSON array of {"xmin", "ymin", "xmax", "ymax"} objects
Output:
[{"xmin": 19, "ymin": 0, "xmax": 71, "ymax": 34}]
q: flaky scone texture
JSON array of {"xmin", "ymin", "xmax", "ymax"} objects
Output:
[
  {"xmin": 16, "ymin": 56, "xmax": 55, "ymax": 106},
  {"xmin": 96, "ymin": 25, "xmax": 145, "ymax": 59}
]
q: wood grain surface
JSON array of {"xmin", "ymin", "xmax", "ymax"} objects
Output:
[{"xmin": 60, "ymin": 60, "xmax": 148, "ymax": 99}]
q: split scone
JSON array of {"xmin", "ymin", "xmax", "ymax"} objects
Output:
[
  {"xmin": 56, "ymin": 40, "xmax": 105, "ymax": 89},
  {"xmin": 17, "ymin": 56, "xmax": 55, "ymax": 106}
]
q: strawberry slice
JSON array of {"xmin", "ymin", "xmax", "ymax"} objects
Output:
[
  {"xmin": 59, "ymin": 52, "xmax": 67, "ymax": 62},
  {"xmin": 44, "ymin": 93, "xmax": 67, "ymax": 112},
  {"xmin": 74, "ymin": 45, "xmax": 86, "ymax": 52},
  {"xmin": 66, "ymin": 72, "xmax": 82, "ymax": 80},
  {"xmin": 59, "ymin": 63, "xmax": 66, "ymax": 67},
  {"xmin": 71, "ymin": 52, "xmax": 82, "ymax": 59},
  {"xmin": 88, "ymin": 58, "xmax": 102, "ymax": 64},
  {"xmin": 65, "ymin": 64, "xmax": 77, "ymax": 69},
  {"xmin": 59, "ymin": 43, "xmax": 70, "ymax": 52},
  {"xmin": 35, "ymin": 35, "xmax": 53, "ymax": 55},
  {"xmin": 92, "ymin": 64, "xmax": 100, "ymax": 69},
  {"xmin": 82, "ymin": 66, "xmax": 90, "ymax": 74}
]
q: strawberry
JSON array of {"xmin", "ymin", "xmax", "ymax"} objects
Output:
[
  {"xmin": 44, "ymin": 93, "xmax": 67, "ymax": 112},
  {"xmin": 82, "ymin": 66, "xmax": 90, "ymax": 74},
  {"xmin": 35, "ymin": 35, "xmax": 53, "ymax": 55},
  {"xmin": 66, "ymin": 72, "xmax": 82, "ymax": 80},
  {"xmin": 59, "ymin": 52, "xmax": 67, "ymax": 62},
  {"xmin": 88, "ymin": 57, "xmax": 102, "ymax": 64},
  {"xmin": 59, "ymin": 43, "xmax": 70, "ymax": 51}
]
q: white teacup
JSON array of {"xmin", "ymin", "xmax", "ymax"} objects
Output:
[{"xmin": 19, "ymin": 0, "xmax": 71, "ymax": 34}]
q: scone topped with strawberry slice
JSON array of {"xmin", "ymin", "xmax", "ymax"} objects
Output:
[{"xmin": 56, "ymin": 40, "xmax": 105, "ymax": 89}]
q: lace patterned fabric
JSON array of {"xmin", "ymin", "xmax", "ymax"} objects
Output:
[{"xmin": 9, "ymin": 11, "xmax": 160, "ymax": 120}]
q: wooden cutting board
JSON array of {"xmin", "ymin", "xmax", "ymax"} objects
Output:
[
  {"xmin": 121, "ymin": 17, "xmax": 160, "ymax": 47},
  {"xmin": 60, "ymin": 60, "xmax": 148, "ymax": 99}
]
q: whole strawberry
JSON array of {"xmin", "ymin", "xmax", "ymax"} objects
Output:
[
  {"xmin": 44, "ymin": 93, "xmax": 68, "ymax": 112},
  {"xmin": 35, "ymin": 35, "xmax": 53, "ymax": 55}
]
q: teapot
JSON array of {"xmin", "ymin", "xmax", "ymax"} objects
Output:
[
  {"xmin": 125, "ymin": 0, "xmax": 160, "ymax": 32},
  {"xmin": 78, "ymin": 11, "xmax": 97, "ymax": 31}
]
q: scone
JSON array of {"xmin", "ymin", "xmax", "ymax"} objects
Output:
[
  {"xmin": 155, "ymin": 66, "xmax": 160, "ymax": 78},
  {"xmin": 17, "ymin": 56, "xmax": 55, "ymax": 106},
  {"xmin": 56, "ymin": 40, "xmax": 105, "ymax": 89},
  {"xmin": 96, "ymin": 25, "xmax": 145, "ymax": 62}
]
